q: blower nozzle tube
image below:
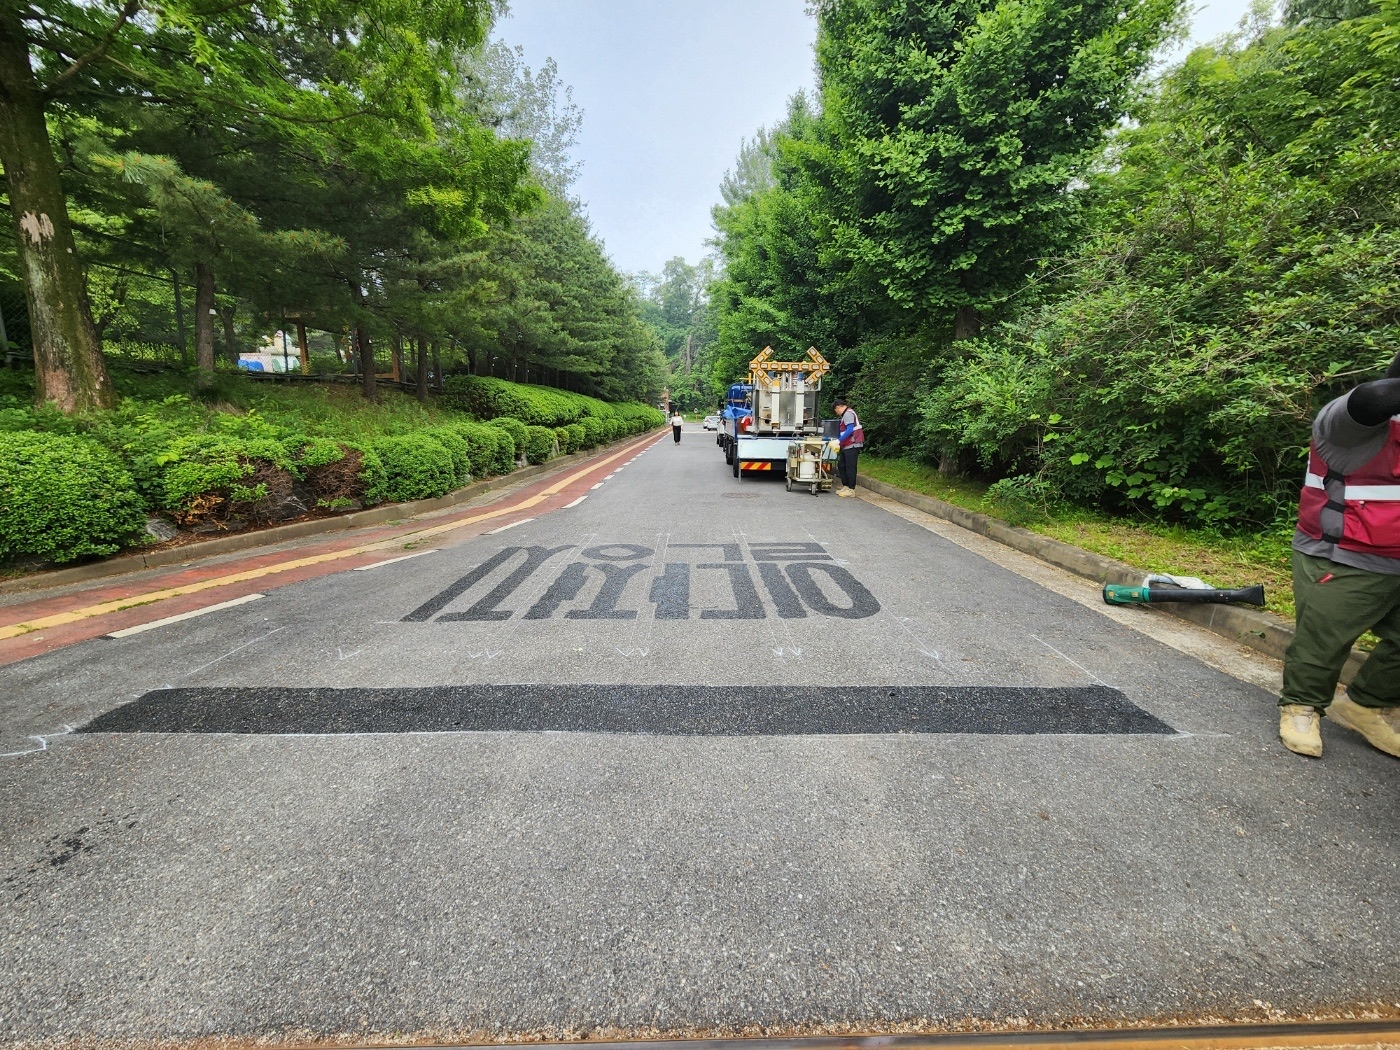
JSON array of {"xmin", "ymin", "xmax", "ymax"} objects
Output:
[{"xmin": 1103, "ymin": 583, "xmax": 1266, "ymax": 607}]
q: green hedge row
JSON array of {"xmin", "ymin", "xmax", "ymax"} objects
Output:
[
  {"xmin": 0, "ymin": 383, "xmax": 659, "ymax": 566},
  {"xmin": 443, "ymin": 375, "xmax": 666, "ymax": 431}
]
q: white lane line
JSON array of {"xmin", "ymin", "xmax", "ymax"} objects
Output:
[
  {"xmin": 564, "ymin": 496, "xmax": 588, "ymax": 509},
  {"xmin": 590, "ymin": 483, "xmax": 603, "ymax": 490},
  {"xmin": 353, "ymin": 549, "xmax": 439, "ymax": 571},
  {"xmin": 105, "ymin": 594, "xmax": 265, "ymax": 639},
  {"xmin": 487, "ymin": 518, "xmax": 535, "ymax": 535}
]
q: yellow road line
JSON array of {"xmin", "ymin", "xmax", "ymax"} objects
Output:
[{"xmin": 0, "ymin": 439, "xmax": 650, "ymax": 641}]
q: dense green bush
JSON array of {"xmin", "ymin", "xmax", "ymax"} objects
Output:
[
  {"xmin": 442, "ymin": 376, "xmax": 587, "ymax": 425},
  {"xmin": 149, "ymin": 433, "xmax": 297, "ymax": 521},
  {"xmin": 578, "ymin": 415, "xmax": 605, "ymax": 448},
  {"xmin": 553, "ymin": 426, "xmax": 575, "ymax": 453},
  {"xmin": 370, "ymin": 433, "xmax": 456, "ymax": 502},
  {"xmin": 428, "ymin": 426, "xmax": 473, "ymax": 485},
  {"xmin": 523, "ymin": 425, "xmax": 557, "ymax": 465},
  {"xmin": 611, "ymin": 402, "xmax": 666, "ymax": 431},
  {"xmin": 488, "ymin": 417, "xmax": 530, "ymax": 460},
  {"xmin": 565, "ymin": 421, "xmax": 587, "ymax": 451},
  {"xmin": 441, "ymin": 421, "xmax": 508, "ymax": 478},
  {"xmin": 0, "ymin": 432, "xmax": 147, "ymax": 563},
  {"xmin": 917, "ymin": 10, "xmax": 1400, "ymax": 528}
]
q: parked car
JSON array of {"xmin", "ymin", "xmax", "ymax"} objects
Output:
[{"xmin": 702, "ymin": 414, "xmax": 721, "ymax": 431}]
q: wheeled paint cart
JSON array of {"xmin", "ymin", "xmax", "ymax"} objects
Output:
[{"xmin": 785, "ymin": 437, "xmax": 837, "ymax": 495}]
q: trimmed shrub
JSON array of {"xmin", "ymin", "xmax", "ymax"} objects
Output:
[
  {"xmin": 446, "ymin": 420, "xmax": 512, "ymax": 477},
  {"xmin": 150, "ymin": 433, "xmax": 299, "ymax": 526},
  {"xmin": 603, "ymin": 417, "xmax": 626, "ymax": 443},
  {"xmin": 443, "ymin": 375, "xmax": 588, "ymax": 426},
  {"xmin": 0, "ymin": 432, "xmax": 146, "ymax": 563},
  {"xmin": 429, "ymin": 426, "xmax": 473, "ymax": 485},
  {"xmin": 578, "ymin": 415, "xmax": 605, "ymax": 448},
  {"xmin": 553, "ymin": 426, "xmax": 574, "ymax": 454},
  {"xmin": 292, "ymin": 439, "xmax": 384, "ymax": 511},
  {"xmin": 523, "ymin": 425, "xmax": 557, "ymax": 465},
  {"xmin": 370, "ymin": 433, "xmax": 455, "ymax": 502},
  {"xmin": 488, "ymin": 417, "xmax": 530, "ymax": 460},
  {"xmin": 565, "ymin": 422, "xmax": 587, "ymax": 452}
]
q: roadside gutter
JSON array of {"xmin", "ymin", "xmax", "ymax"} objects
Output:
[{"xmin": 858, "ymin": 476, "xmax": 1369, "ymax": 685}]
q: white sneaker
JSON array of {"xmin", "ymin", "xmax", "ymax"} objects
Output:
[
  {"xmin": 1329, "ymin": 696, "xmax": 1400, "ymax": 758},
  {"xmin": 837, "ymin": 488, "xmax": 856, "ymax": 498},
  {"xmin": 1279, "ymin": 704, "xmax": 1322, "ymax": 757}
]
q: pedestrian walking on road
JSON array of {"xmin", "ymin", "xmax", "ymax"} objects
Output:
[
  {"xmin": 671, "ymin": 411, "xmax": 684, "ymax": 444},
  {"xmin": 1279, "ymin": 349, "xmax": 1400, "ymax": 759},
  {"xmin": 832, "ymin": 397, "xmax": 864, "ymax": 498}
]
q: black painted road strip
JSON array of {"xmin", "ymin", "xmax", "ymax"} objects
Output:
[{"xmin": 79, "ymin": 684, "xmax": 1173, "ymax": 736}]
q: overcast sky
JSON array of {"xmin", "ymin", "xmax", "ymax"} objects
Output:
[{"xmin": 494, "ymin": 0, "xmax": 1262, "ymax": 279}]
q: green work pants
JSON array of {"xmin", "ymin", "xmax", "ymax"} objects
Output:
[{"xmin": 1281, "ymin": 551, "xmax": 1400, "ymax": 711}]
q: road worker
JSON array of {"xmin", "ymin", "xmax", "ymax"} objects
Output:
[
  {"xmin": 831, "ymin": 396, "xmax": 864, "ymax": 498},
  {"xmin": 1280, "ymin": 350, "xmax": 1400, "ymax": 757}
]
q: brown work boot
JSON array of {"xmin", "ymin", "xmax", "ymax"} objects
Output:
[
  {"xmin": 1328, "ymin": 696, "xmax": 1400, "ymax": 758},
  {"xmin": 1279, "ymin": 704, "xmax": 1322, "ymax": 757}
]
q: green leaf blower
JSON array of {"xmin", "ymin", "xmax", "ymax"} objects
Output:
[{"xmin": 1103, "ymin": 573, "xmax": 1265, "ymax": 607}]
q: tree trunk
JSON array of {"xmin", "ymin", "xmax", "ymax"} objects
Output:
[
  {"xmin": 296, "ymin": 319, "xmax": 308, "ymax": 373},
  {"xmin": 357, "ymin": 322, "xmax": 375, "ymax": 400},
  {"xmin": 0, "ymin": 9, "xmax": 112, "ymax": 412},
  {"xmin": 416, "ymin": 337, "xmax": 428, "ymax": 403},
  {"xmin": 954, "ymin": 304, "xmax": 980, "ymax": 340},
  {"xmin": 193, "ymin": 260, "xmax": 216, "ymax": 384},
  {"xmin": 172, "ymin": 269, "xmax": 187, "ymax": 365},
  {"xmin": 218, "ymin": 303, "xmax": 238, "ymax": 363},
  {"xmin": 431, "ymin": 342, "xmax": 442, "ymax": 395},
  {"xmin": 391, "ymin": 330, "xmax": 402, "ymax": 382}
]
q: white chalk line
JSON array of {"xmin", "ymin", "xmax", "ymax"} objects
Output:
[
  {"xmin": 0, "ymin": 724, "xmax": 74, "ymax": 759},
  {"xmin": 352, "ymin": 549, "xmax": 439, "ymax": 571},
  {"xmin": 1030, "ymin": 634, "xmax": 1110, "ymax": 687},
  {"xmin": 182, "ymin": 626, "xmax": 287, "ymax": 679},
  {"xmin": 104, "ymin": 594, "xmax": 265, "ymax": 639},
  {"xmin": 564, "ymin": 496, "xmax": 588, "ymax": 509}
]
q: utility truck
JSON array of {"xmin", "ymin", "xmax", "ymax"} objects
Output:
[{"xmin": 718, "ymin": 346, "xmax": 830, "ymax": 478}]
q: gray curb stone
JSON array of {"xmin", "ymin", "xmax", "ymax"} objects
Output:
[
  {"xmin": 0, "ymin": 434, "xmax": 653, "ymax": 596},
  {"xmin": 858, "ymin": 475, "xmax": 1369, "ymax": 686}
]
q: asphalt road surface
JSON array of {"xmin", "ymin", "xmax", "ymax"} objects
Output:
[{"xmin": 3, "ymin": 426, "xmax": 1397, "ymax": 1046}]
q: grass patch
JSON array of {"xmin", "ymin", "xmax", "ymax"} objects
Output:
[{"xmin": 863, "ymin": 456, "xmax": 1297, "ymax": 620}]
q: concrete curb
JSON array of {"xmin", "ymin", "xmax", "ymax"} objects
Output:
[
  {"xmin": 0, "ymin": 434, "xmax": 655, "ymax": 597},
  {"xmin": 858, "ymin": 475, "xmax": 1369, "ymax": 684}
]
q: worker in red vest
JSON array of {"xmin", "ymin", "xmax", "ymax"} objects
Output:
[
  {"xmin": 1281, "ymin": 351, "xmax": 1400, "ymax": 757},
  {"xmin": 832, "ymin": 396, "xmax": 864, "ymax": 498}
]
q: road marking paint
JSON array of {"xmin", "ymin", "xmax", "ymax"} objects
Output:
[
  {"xmin": 590, "ymin": 483, "xmax": 603, "ymax": 490},
  {"xmin": 105, "ymin": 593, "xmax": 266, "ymax": 638},
  {"xmin": 352, "ymin": 549, "xmax": 439, "ymax": 571},
  {"xmin": 487, "ymin": 519, "xmax": 534, "ymax": 535},
  {"xmin": 564, "ymin": 496, "xmax": 587, "ymax": 508},
  {"xmin": 0, "ymin": 438, "xmax": 647, "ymax": 641}
]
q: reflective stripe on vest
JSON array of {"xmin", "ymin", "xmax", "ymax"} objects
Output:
[{"xmin": 1304, "ymin": 473, "xmax": 1400, "ymax": 500}]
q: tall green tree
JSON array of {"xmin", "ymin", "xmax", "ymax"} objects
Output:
[
  {"xmin": 0, "ymin": 0, "xmax": 495, "ymax": 411},
  {"xmin": 812, "ymin": 0, "xmax": 1182, "ymax": 337}
]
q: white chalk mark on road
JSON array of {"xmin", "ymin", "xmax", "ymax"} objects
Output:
[
  {"xmin": 105, "ymin": 594, "xmax": 265, "ymax": 639},
  {"xmin": 182, "ymin": 627, "xmax": 287, "ymax": 679},
  {"xmin": 0, "ymin": 724, "xmax": 74, "ymax": 760},
  {"xmin": 564, "ymin": 496, "xmax": 587, "ymax": 509},
  {"xmin": 1031, "ymin": 634, "xmax": 1109, "ymax": 686},
  {"xmin": 353, "ymin": 549, "xmax": 439, "ymax": 570}
]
